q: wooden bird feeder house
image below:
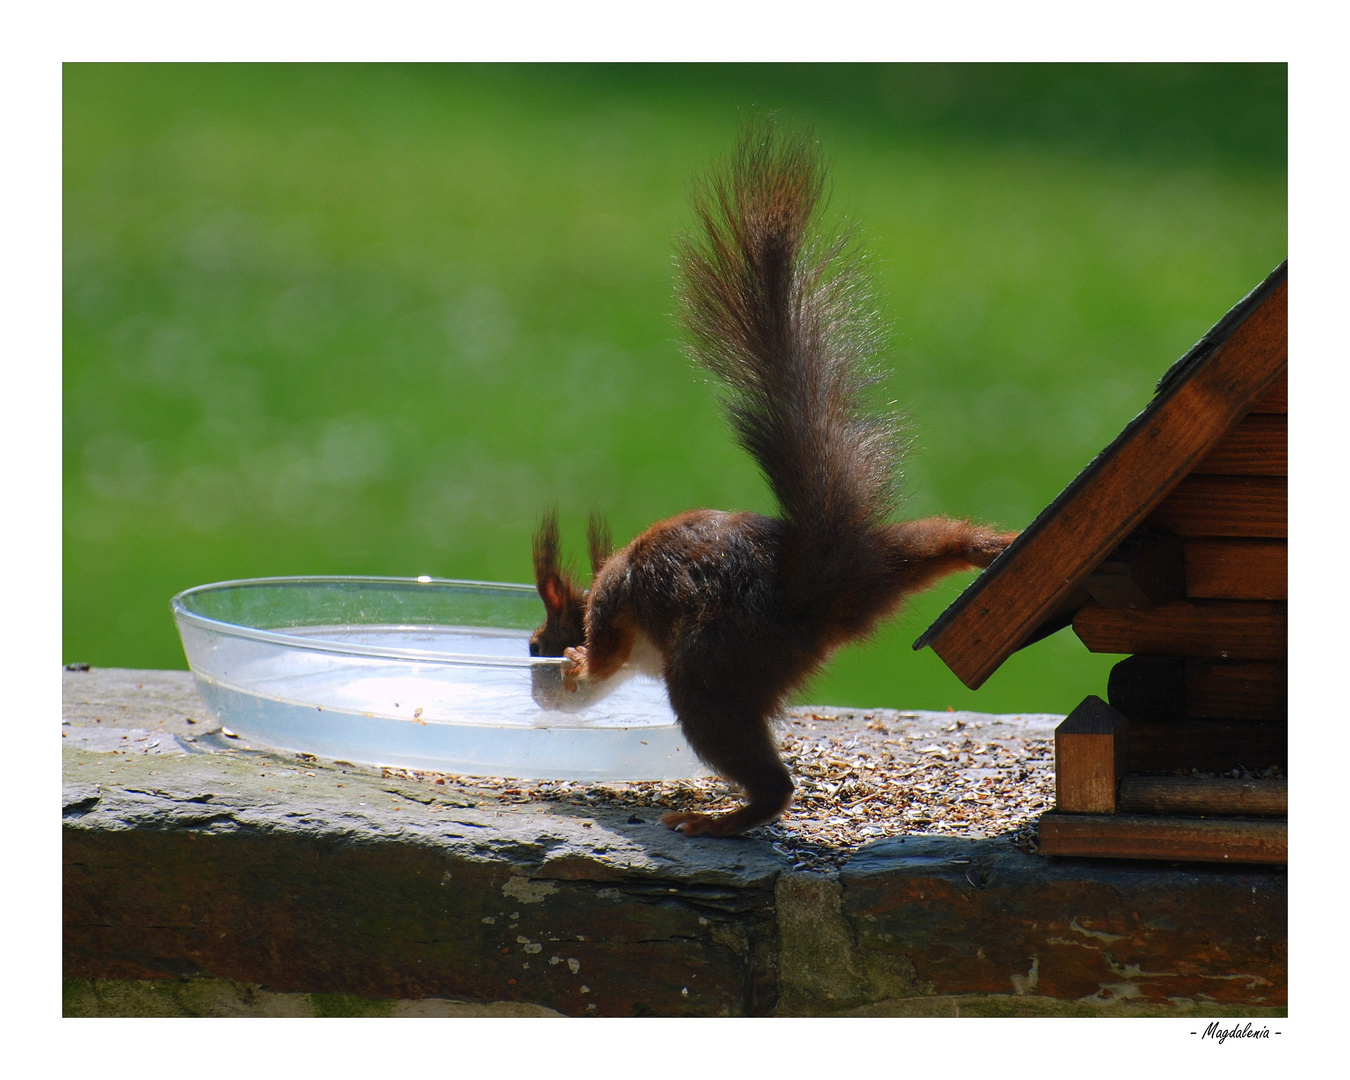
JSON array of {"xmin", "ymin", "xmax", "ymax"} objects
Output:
[{"xmin": 916, "ymin": 262, "xmax": 1288, "ymax": 865}]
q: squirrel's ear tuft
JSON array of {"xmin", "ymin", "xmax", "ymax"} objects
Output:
[
  {"xmin": 587, "ymin": 511, "xmax": 613, "ymax": 577},
  {"xmin": 533, "ymin": 508, "xmax": 562, "ymax": 580}
]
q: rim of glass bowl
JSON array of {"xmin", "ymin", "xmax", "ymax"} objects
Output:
[{"xmin": 170, "ymin": 575, "xmax": 557, "ymax": 670}]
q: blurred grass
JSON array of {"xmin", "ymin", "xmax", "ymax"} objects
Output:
[{"xmin": 62, "ymin": 63, "xmax": 1287, "ymax": 712}]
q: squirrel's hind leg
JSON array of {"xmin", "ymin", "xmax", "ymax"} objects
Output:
[
  {"xmin": 661, "ymin": 681, "xmax": 793, "ymax": 838},
  {"xmin": 883, "ymin": 518, "xmax": 1019, "ymax": 594}
]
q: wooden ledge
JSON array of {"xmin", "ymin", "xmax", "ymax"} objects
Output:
[{"xmin": 1038, "ymin": 812, "xmax": 1287, "ymax": 865}]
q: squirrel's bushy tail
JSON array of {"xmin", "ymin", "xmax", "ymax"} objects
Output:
[{"xmin": 676, "ymin": 119, "xmax": 903, "ymax": 609}]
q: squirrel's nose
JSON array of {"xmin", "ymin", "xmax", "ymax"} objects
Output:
[{"xmin": 528, "ymin": 640, "xmax": 541, "ymax": 656}]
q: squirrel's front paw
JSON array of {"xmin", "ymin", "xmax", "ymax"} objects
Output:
[{"xmin": 561, "ymin": 646, "xmax": 588, "ymax": 693}]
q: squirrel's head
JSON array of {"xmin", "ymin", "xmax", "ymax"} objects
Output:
[{"xmin": 529, "ymin": 510, "xmax": 612, "ymax": 657}]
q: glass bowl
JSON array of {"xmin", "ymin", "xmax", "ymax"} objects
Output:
[{"xmin": 170, "ymin": 575, "xmax": 704, "ymax": 781}]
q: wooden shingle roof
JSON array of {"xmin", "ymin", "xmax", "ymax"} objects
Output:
[{"xmin": 914, "ymin": 261, "xmax": 1288, "ymax": 689}]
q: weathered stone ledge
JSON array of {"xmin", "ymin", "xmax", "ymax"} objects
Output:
[{"xmin": 63, "ymin": 669, "xmax": 1286, "ymax": 1017}]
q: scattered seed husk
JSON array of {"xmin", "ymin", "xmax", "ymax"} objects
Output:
[{"xmin": 367, "ymin": 707, "xmax": 1060, "ymax": 872}]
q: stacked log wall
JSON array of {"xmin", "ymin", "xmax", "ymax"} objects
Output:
[{"xmin": 1070, "ymin": 371, "xmax": 1288, "ymax": 777}]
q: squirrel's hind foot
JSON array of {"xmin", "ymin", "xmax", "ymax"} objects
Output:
[
  {"xmin": 660, "ymin": 800, "xmax": 789, "ymax": 838},
  {"xmin": 660, "ymin": 810, "xmax": 733, "ymax": 837},
  {"xmin": 967, "ymin": 528, "xmax": 1021, "ymax": 568}
]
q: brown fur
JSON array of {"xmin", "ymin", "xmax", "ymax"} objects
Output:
[{"xmin": 534, "ymin": 121, "xmax": 1017, "ymax": 837}]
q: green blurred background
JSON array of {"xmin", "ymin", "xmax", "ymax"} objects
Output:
[{"xmin": 62, "ymin": 63, "xmax": 1287, "ymax": 713}]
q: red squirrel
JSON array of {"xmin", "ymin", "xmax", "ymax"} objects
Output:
[{"xmin": 531, "ymin": 121, "xmax": 1016, "ymax": 837}]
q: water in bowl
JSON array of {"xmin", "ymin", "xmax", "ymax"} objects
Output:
[{"xmin": 180, "ymin": 619, "xmax": 703, "ymax": 780}]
